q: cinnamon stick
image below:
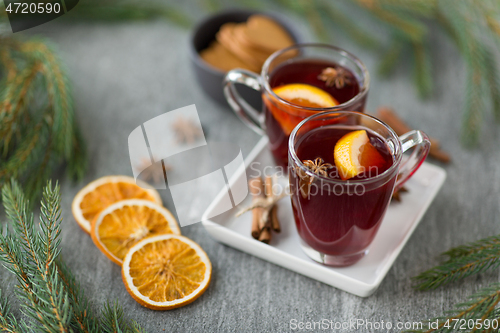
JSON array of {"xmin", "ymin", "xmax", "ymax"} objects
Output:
[
  {"xmin": 248, "ymin": 177, "xmax": 265, "ymax": 239},
  {"xmin": 376, "ymin": 107, "xmax": 451, "ymax": 163},
  {"xmin": 258, "ymin": 226, "xmax": 272, "ymax": 244},
  {"xmin": 264, "ymin": 175, "xmax": 281, "ymax": 233}
]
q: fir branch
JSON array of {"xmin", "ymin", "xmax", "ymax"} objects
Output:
[
  {"xmin": 100, "ymin": 301, "xmax": 149, "ymax": 333},
  {"xmin": 101, "ymin": 301, "xmax": 127, "ymax": 333},
  {"xmin": 0, "ymin": 182, "xmax": 149, "ymax": 332},
  {"xmin": 66, "ymin": 1, "xmax": 191, "ymax": 28},
  {"xmin": 413, "ymin": 234, "xmax": 500, "ymax": 291},
  {"xmin": 412, "ymin": 41, "xmax": 433, "ymax": 99},
  {"xmin": 408, "ymin": 283, "xmax": 500, "ymax": 333},
  {"xmin": 22, "ymin": 137, "xmax": 55, "ymax": 204},
  {"xmin": 0, "ymin": 289, "xmax": 22, "ymax": 333},
  {"xmin": 0, "ymin": 230, "xmax": 35, "ymax": 308},
  {"xmin": 377, "ymin": 36, "xmax": 405, "ymax": 76},
  {"xmin": 376, "ymin": 0, "xmax": 437, "ymax": 18},
  {"xmin": 20, "ymin": 40, "xmax": 73, "ymax": 159},
  {"xmin": 39, "ymin": 181, "xmax": 63, "ymax": 273},
  {"xmin": 354, "ymin": 0, "xmax": 427, "ymax": 42},
  {"xmin": 0, "ymin": 45, "xmax": 18, "ymax": 83},
  {"xmin": 301, "ymin": 0, "xmax": 329, "ymax": 43},
  {"xmin": 128, "ymin": 321, "xmax": 148, "ymax": 333},
  {"xmin": 0, "ymin": 59, "xmax": 41, "ymax": 156},
  {"xmin": 1, "ymin": 179, "xmax": 42, "ymax": 271},
  {"xmin": 442, "ymin": 235, "xmax": 500, "ymax": 261},
  {"xmin": 56, "ymin": 260, "xmax": 99, "ymax": 333},
  {"xmin": 202, "ymin": 0, "xmax": 223, "ymax": 12},
  {"xmin": 0, "ymin": 36, "xmax": 88, "ymax": 202},
  {"xmin": 0, "ymin": 180, "xmax": 72, "ymax": 332},
  {"xmin": 66, "ymin": 123, "xmax": 87, "ymax": 182},
  {"xmin": 461, "ymin": 61, "xmax": 484, "ymax": 146},
  {"xmin": 319, "ymin": 0, "xmax": 380, "ymax": 50},
  {"xmin": 479, "ymin": 46, "xmax": 500, "ymax": 123}
]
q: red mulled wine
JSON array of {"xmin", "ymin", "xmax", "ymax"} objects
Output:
[
  {"xmin": 263, "ymin": 59, "xmax": 365, "ymax": 168},
  {"xmin": 289, "ymin": 126, "xmax": 395, "ymax": 263}
]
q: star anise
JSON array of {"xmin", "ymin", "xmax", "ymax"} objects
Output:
[
  {"xmin": 171, "ymin": 116, "xmax": 203, "ymax": 144},
  {"xmin": 302, "ymin": 158, "xmax": 333, "ymax": 177},
  {"xmin": 317, "ymin": 67, "xmax": 353, "ymax": 89},
  {"xmin": 296, "ymin": 158, "xmax": 333, "ymax": 199}
]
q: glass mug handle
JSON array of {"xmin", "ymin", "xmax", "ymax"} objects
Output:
[
  {"xmin": 223, "ymin": 69, "xmax": 265, "ymax": 135},
  {"xmin": 395, "ymin": 130, "xmax": 431, "ymax": 190}
]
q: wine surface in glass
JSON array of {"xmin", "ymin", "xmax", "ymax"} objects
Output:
[{"xmin": 264, "ymin": 59, "xmax": 362, "ymax": 168}]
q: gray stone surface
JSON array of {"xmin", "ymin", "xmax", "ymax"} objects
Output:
[{"xmin": 3, "ymin": 6, "xmax": 500, "ymax": 333}]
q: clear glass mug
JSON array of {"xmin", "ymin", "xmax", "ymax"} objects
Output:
[
  {"xmin": 288, "ymin": 111, "xmax": 431, "ymax": 267},
  {"xmin": 224, "ymin": 43, "xmax": 370, "ymax": 169}
]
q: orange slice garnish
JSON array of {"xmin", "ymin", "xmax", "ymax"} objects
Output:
[
  {"xmin": 333, "ymin": 130, "xmax": 386, "ymax": 180},
  {"xmin": 91, "ymin": 199, "xmax": 180, "ymax": 265},
  {"xmin": 122, "ymin": 234, "xmax": 211, "ymax": 310},
  {"xmin": 72, "ymin": 175, "xmax": 162, "ymax": 234},
  {"xmin": 267, "ymin": 84, "xmax": 338, "ymax": 134},
  {"xmin": 273, "ymin": 83, "xmax": 338, "ymax": 108}
]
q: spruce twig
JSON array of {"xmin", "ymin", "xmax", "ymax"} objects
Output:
[
  {"xmin": 413, "ymin": 234, "xmax": 500, "ymax": 291},
  {"xmin": 412, "ymin": 41, "xmax": 433, "ymax": 99},
  {"xmin": 319, "ymin": 0, "xmax": 380, "ymax": 50},
  {"xmin": 443, "ymin": 235, "xmax": 500, "ymax": 261},
  {"xmin": 101, "ymin": 301, "xmax": 127, "ymax": 333},
  {"xmin": 0, "ymin": 180, "xmax": 72, "ymax": 332},
  {"xmin": 0, "ymin": 181, "xmax": 150, "ymax": 332},
  {"xmin": 377, "ymin": 35, "xmax": 405, "ymax": 76},
  {"xmin": 56, "ymin": 260, "xmax": 99, "ymax": 333},
  {"xmin": 301, "ymin": 0, "xmax": 329, "ymax": 43},
  {"xmin": 0, "ymin": 38, "xmax": 87, "ymax": 203},
  {"xmin": 65, "ymin": 1, "xmax": 191, "ymax": 28},
  {"xmin": 0, "ymin": 289, "xmax": 23, "ymax": 333},
  {"xmin": 128, "ymin": 320, "xmax": 148, "ymax": 333},
  {"xmin": 408, "ymin": 283, "xmax": 500, "ymax": 333},
  {"xmin": 100, "ymin": 301, "xmax": 149, "ymax": 333}
]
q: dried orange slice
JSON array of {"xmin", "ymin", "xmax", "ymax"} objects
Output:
[
  {"xmin": 334, "ymin": 130, "xmax": 386, "ymax": 180},
  {"xmin": 72, "ymin": 176, "xmax": 161, "ymax": 234},
  {"xmin": 91, "ymin": 199, "xmax": 180, "ymax": 265},
  {"xmin": 122, "ymin": 234, "xmax": 211, "ymax": 310}
]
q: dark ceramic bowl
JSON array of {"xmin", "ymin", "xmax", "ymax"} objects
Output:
[{"xmin": 189, "ymin": 9, "xmax": 302, "ymax": 108}]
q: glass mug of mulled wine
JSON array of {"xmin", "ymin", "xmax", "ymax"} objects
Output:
[
  {"xmin": 224, "ymin": 43, "xmax": 369, "ymax": 168},
  {"xmin": 288, "ymin": 111, "xmax": 431, "ymax": 267}
]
